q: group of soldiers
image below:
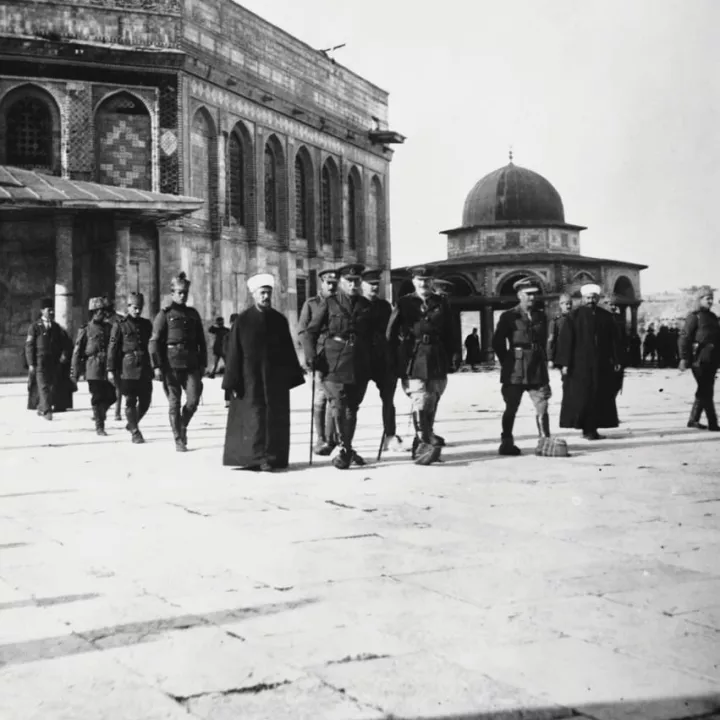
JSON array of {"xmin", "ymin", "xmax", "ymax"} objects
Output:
[{"xmin": 24, "ymin": 266, "xmax": 720, "ymax": 466}]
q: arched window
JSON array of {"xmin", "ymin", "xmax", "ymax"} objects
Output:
[
  {"xmin": 190, "ymin": 109, "xmax": 215, "ymax": 221},
  {"xmin": 347, "ymin": 170, "xmax": 363, "ymax": 252},
  {"xmin": 95, "ymin": 92, "xmax": 151, "ymax": 190},
  {"xmin": 321, "ymin": 163, "xmax": 332, "ymax": 246},
  {"xmin": 6, "ymin": 96, "xmax": 53, "ymax": 172},
  {"xmin": 264, "ymin": 143, "xmax": 277, "ymax": 232},
  {"xmin": 371, "ymin": 176, "xmax": 386, "ymax": 267},
  {"xmin": 294, "ymin": 154, "xmax": 308, "ymax": 239},
  {"xmin": 367, "ymin": 179, "xmax": 379, "ymax": 262},
  {"xmin": 228, "ymin": 132, "xmax": 244, "ymax": 225}
]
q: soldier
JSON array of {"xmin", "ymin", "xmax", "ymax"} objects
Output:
[
  {"xmin": 386, "ymin": 266, "xmax": 457, "ymax": 465},
  {"xmin": 678, "ymin": 285, "xmax": 720, "ymax": 431},
  {"xmin": 105, "ymin": 297, "xmax": 125, "ymax": 422},
  {"xmin": 149, "ymin": 271, "xmax": 207, "ymax": 452},
  {"xmin": 25, "ymin": 297, "xmax": 67, "ymax": 420},
  {"xmin": 207, "ymin": 317, "xmax": 229, "ymax": 378},
  {"xmin": 297, "ymin": 268, "xmax": 339, "ymax": 455},
  {"xmin": 362, "ymin": 269, "xmax": 403, "ymax": 452},
  {"xmin": 547, "ymin": 293, "xmax": 573, "ymax": 368},
  {"xmin": 491, "ymin": 278, "xmax": 551, "ymax": 456},
  {"xmin": 303, "ymin": 263, "xmax": 376, "ymax": 470},
  {"xmin": 108, "ymin": 292, "xmax": 153, "ymax": 444},
  {"xmin": 71, "ymin": 297, "xmax": 116, "ymax": 436}
]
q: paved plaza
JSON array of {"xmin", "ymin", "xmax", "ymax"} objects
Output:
[{"xmin": 0, "ymin": 368, "xmax": 719, "ymax": 720}]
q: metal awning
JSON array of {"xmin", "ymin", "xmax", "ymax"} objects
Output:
[{"xmin": 0, "ymin": 166, "xmax": 204, "ymax": 221}]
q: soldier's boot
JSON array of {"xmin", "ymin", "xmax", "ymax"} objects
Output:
[
  {"xmin": 536, "ymin": 413, "xmax": 551, "ymax": 438},
  {"xmin": 498, "ymin": 434, "xmax": 521, "ymax": 456},
  {"xmin": 347, "ymin": 413, "xmax": 366, "ymax": 466},
  {"xmin": 114, "ymin": 397, "xmax": 122, "ymax": 422},
  {"xmin": 94, "ymin": 406, "xmax": 108, "ymax": 437},
  {"xmin": 180, "ymin": 406, "xmax": 192, "ymax": 447},
  {"xmin": 687, "ymin": 400, "xmax": 707, "ymax": 429},
  {"xmin": 170, "ymin": 413, "xmax": 186, "ymax": 452},
  {"xmin": 706, "ymin": 402, "xmax": 720, "ymax": 432},
  {"xmin": 126, "ymin": 407, "xmax": 144, "ymax": 444},
  {"xmin": 427, "ymin": 406, "xmax": 445, "ymax": 447},
  {"xmin": 313, "ymin": 407, "xmax": 333, "ymax": 455},
  {"xmin": 331, "ymin": 414, "xmax": 352, "ymax": 470},
  {"xmin": 414, "ymin": 411, "xmax": 441, "ymax": 466}
]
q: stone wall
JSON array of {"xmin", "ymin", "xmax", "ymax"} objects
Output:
[{"xmin": 447, "ymin": 227, "xmax": 582, "ymax": 258}]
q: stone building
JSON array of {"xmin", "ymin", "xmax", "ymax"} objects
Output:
[
  {"xmin": 0, "ymin": 0, "xmax": 402, "ymax": 375},
  {"xmin": 392, "ymin": 158, "xmax": 647, "ymax": 360}
]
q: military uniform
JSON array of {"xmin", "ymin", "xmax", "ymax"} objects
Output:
[
  {"xmin": 298, "ymin": 269, "xmax": 339, "ymax": 455},
  {"xmin": 547, "ymin": 312, "xmax": 569, "ymax": 366},
  {"xmin": 303, "ymin": 264, "xmax": 377, "ymax": 469},
  {"xmin": 71, "ymin": 297, "xmax": 116, "ymax": 435},
  {"xmin": 149, "ymin": 300, "xmax": 206, "ymax": 450},
  {"xmin": 24, "ymin": 300, "xmax": 67, "ymax": 419},
  {"xmin": 679, "ymin": 297, "xmax": 720, "ymax": 431},
  {"xmin": 108, "ymin": 295, "xmax": 153, "ymax": 443},
  {"xmin": 492, "ymin": 300, "xmax": 551, "ymax": 455},
  {"xmin": 387, "ymin": 267, "xmax": 456, "ymax": 465},
  {"xmin": 104, "ymin": 300, "xmax": 125, "ymax": 421}
]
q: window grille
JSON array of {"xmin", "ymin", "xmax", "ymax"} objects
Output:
[
  {"xmin": 348, "ymin": 173, "xmax": 357, "ymax": 251},
  {"xmin": 6, "ymin": 97, "xmax": 52, "ymax": 171},
  {"xmin": 264, "ymin": 144, "xmax": 277, "ymax": 232},
  {"xmin": 228, "ymin": 133, "xmax": 244, "ymax": 225},
  {"xmin": 321, "ymin": 164, "xmax": 332, "ymax": 245},
  {"xmin": 294, "ymin": 155, "xmax": 307, "ymax": 239}
]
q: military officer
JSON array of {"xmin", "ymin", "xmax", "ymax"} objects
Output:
[
  {"xmin": 362, "ymin": 269, "xmax": 403, "ymax": 452},
  {"xmin": 386, "ymin": 266, "xmax": 457, "ymax": 465},
  {"xmin": 108, "ymin": 292, "xmax": 154, "ymax": 444},
  {"xmin": 297, "ymin": 268, "xmax": 339, "ymax": 455},
  {"xmin": 149, "ymin": 271, "xmax": 207, "ymax": 452},
  {"xmin": 303, "ymin": 263, "xmax": 376, "ymax": 470},
  {"xmin": 25, "ymin": 297, "xmax": 67, "ymax": 420},
  {"xmin": 71, "ymin": 297, "xmax": 116, "ymax": 436},
  {"xmin": 491, "ymin": 277, "xmax": 551, "ymax": 456}
]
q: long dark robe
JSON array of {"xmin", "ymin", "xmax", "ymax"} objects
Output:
[
  {"xmin": 555, "ymin": 304, "xmax": 620, "ymax": 430},
  {"xmin": 221, "ymin": 306, "xmax": 305, "ymax": 468},
  {"xmin": 464, "ymin": 333, "xmax": 482, "ymax": 365}
]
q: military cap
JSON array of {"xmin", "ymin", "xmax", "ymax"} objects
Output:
[
  {"xmin": 88, "ymin": 297, "xmax": 106, "ymax": 311},
  {"xmin": 127, "ymin": 292, "xmax": 144, "ymax": 306},
  {"xmin": 361, "ymin": 269, "xmax": 382, "ymax": 284},
  {"xmin": 337, "ymin": 263, "xmax": 365, "ymax": 280},
  {"xmin": 40, "ymin": 297, "xmax": 54, "ymax": 309},
  {"xmin": 694, "ymin": 285, "xmax": 714, "ymax": 299},
  {"xmin": 433, "ymin": 278, "xmax": 455, "ymax": 292},
  {"xmin": 318, "ymin": 268, "xmax": 339, "ymax": 281},
  {"xmin": 408, "ymin": 265, "xmax": 436, "ymax": 279},
  {"xmin": 513, "ymin": 277, "xmax": 540, "ymax": 293}
]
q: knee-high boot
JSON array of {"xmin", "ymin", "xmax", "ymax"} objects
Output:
[
  {"xmin": 536, "ymin": 413, "xmax": 551, "ymax": 438},
  {"xmin": 414, "ymin": 410, "xmax": 441, "ymax": 465},
  {"xmin": 95, "ymin": 405, "xmax": 108, "ymax": 436}
]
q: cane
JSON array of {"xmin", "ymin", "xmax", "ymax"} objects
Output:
[
  {"xmin": 376, "ymin": 432, "xmax": 386, "ymax": 462},
  {"xmin": 308, "ymin": 370, "xmax": 316, "ymax": 466}
]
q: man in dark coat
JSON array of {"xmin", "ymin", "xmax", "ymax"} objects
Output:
[
  {"xmin": 642, "ymin": 325, "xmax": 657, "ymax": 366},
  {"xmin": 71, "ymin": 297, "xmax": 117, "ymax": 436},
  {"xmin": 386, "ymin": 266, "xmax": 457, "ymax": 465},
  {"xmin": 149, "ymin": 271, "xmax": 207, "ymax": 452},
  {"xmin": 303, "ymin": 263, "xmax": 377, "ymax": 470},
  {"xmin": 362, "ymin": 269, "xmax": 403, "ymax": 452},
  {"xmin": 25, "ymin": 297, "xmax": 67, "ymax": 420},
  {"xmin": 555, "ymin": 283, "xmax": 621, "ymax": 440},
  {"xmin": 678, "ymin": 285, "xmax": 720, "ymax": 431},
  {"xmin": 108, "ymin": 292, "xmax": 154, "ymax": 444},
  {"xmin": 464, "ymin": 328, "xmax": 482, "ymax": 371},
  {"xmin": 297, "ymin": 268, "xmax": 339, "ymax": 455},
  {"xmin": 607, "ymin": 296, "xmax": 628, "ymax": 400},
  {"xmin": 492, "ymin": 277, "xmax": 551, "ymax": 456},
  {"xmin": 223, "ymin": 313, "xmax": 239, "ymax": 408},
  {"xmin": 207, "ymin": 317, "xmax": 229, "ymax": 378},
  {"xmin": 547, "ymin": 293, "xmax": 573, "ymax": 367},
  {"xmin": 222, "ymin": 273, "xmax": 305, "ymax": 471}
]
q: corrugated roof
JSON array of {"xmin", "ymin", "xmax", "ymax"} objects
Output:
[{"xmin": 0, "ymin": 166, "xmax": 204, "ymax": 220}]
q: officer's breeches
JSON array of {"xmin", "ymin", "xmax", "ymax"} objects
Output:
[
  {"xmin": 501, "ymin": 384, "xmax": 551, "ymax": 436},
  {"xmin": 88, "ymin": 380, "xmax": 115, "ymax": 417},
  {"xmin": 692, "ymin": 366, "xmax": 717, "ymax": 416},
  {"xmin": 163, "ymin": 369, "xmax": 203, "ymax": 433},
  {"xmin": 323, "ymin": 380, "xmax": 368, "ymax": 449},
  {"xmin": 373, "ymin": 374, "xmax": 398, "ymax": 437},
  {"xmin": 402, "ymin": 377, "xmax": 446, "ymax": 416},
  {"xmin": 122, "ymin": 379, "xmax": 153, "ymax": 426}
]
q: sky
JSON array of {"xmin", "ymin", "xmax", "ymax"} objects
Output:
[{"xmin": 239, "ymin": 0, "xmax": 720, "ymax": 294}]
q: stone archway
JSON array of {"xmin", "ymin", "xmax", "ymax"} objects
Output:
[{"xmin": 613, "ymin": 275, "xmax": 636, "ymax": 301}]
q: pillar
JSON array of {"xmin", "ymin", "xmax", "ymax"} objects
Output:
[
  {"xmin": 481, "ymin": 305, "xmax": 495, "ymax": 362},
  {"xmin": 54, "ymin": 213, "xmax": 74, "ymax": 335},
  {"xmin": 630, "ymin": 305, "xmax": 639, "ymax": 335},
  {"xmin": 115, "ymin": 216, "xmax": 131, "ymax": 310}
]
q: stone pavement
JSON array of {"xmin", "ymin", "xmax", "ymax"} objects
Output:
[{"xmin": 0, "ymin": 368, "xmax": 719, "ymax": 720}]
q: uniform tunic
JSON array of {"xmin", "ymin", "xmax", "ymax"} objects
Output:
[
  {"xmin": 71, "ymin": 319, "xmax": 117, "ymax": 415},
  {"xmin": 547, "ymin": 313, "xmax": 569, "ymax": 366},
  {"xmin": 555, "ymin": 304, "xmax": 620, "ymax": 432},
  {"xmin": 222, "ymin": 306, "xmax": 305, "ymax": 468}
]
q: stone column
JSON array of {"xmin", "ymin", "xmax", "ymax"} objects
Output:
[
  {"xmin": 115, "ymin": 216, "xmax": 131, "ymax": 309},
  {"xmin": 481, "ymin": 305, "xmax": 495, "ymax": 362},
  {"xmin": 54, "ymin": 213, "xmax": 74, "ymax": 335},
  {"xmin": 630, "ymin": 305, "xmax": 639, "ymax": 335}
]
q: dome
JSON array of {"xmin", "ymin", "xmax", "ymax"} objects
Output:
[{"xmin": 462, "ymin": 162, "xmax": 565, "ymax": 227}]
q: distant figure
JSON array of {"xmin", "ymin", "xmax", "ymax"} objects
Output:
[
  {"xmin": 642, "ymin": 325, "xmax": 657, "ymax": 366},
  {"xmin": 555, "ymin": 284, "xmax": 621, "ymax": 440},
  {"xmin": 657, "ymin": 325, "xmax": 671, "ymax": 368},
  {"xmin": 223, "ymin": 313, "xmax": 239, "ymax": 408},
  {"xmin": 222, "ymin": 274, "xmax": 305, "ymax": 471},
  {"xmin": 464, "ymin": 328, "xmax": 481, "ymax": 371},
  {"xmin": 629, "ymin": 332, "xmax": 642, "ymax": 368},
  {"xmin": 678, "ymin": 285, "xmax": 719, "ymax": 431},
  {"xmin": 208, "ymin": 317, "xmax": 229, "ymax": 378},
  {"xmin": 608, "ymin": 296, "xmax": 628, "ymax": 399},
  {"xmin": 547, "ymin": 293, "xmax": 573, "ymax": 368}
]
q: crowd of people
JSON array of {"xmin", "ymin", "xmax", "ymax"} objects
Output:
[{"xmin": 23, "ymin": 271, "xmax": 720, "ymax": 470}]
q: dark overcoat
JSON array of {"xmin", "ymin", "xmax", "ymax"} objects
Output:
[
  {"xmin": 678, "ymin": 308, "xmax": 720, "ymax": 368},
  {"xmin": 222, "ymin": 306, "xmax": 305, "ymax": 468},
  {"xmin": 555, "ymin": 305, "xmax": 620, "ymax": 430}
]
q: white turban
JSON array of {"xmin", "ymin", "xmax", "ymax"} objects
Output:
[
  {"xmin": 580, "ymin": 283, "xmax": 602, "ymax": 296},
  {"xmin": 247, "ymin": 273, "xmax": 275, "ymax": 294}
]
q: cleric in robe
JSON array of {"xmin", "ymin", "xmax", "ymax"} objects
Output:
[
  {"xmin": 554, "ymin": 283, "xmax": 621, "ymax": 440},
  {"xmin": 222, "ymin": 273, "xmax": 305, "ymax": 471}
]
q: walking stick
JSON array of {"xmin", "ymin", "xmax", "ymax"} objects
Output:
[
  {"xmin": 376, "ymin": 432, "xmax": 386, "ymax": 462},
  {"xmin": 309, "ymin": 370, "xmax": 316, "ymax": 466}
]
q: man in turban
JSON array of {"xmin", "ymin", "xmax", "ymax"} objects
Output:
[
  {"xmin": 555, "ymin": 283, "xmax": 622, "ymax": 440},
  {"xmin": 222, "ymin": 273, "xmax": 305, "ymax": 471}
]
